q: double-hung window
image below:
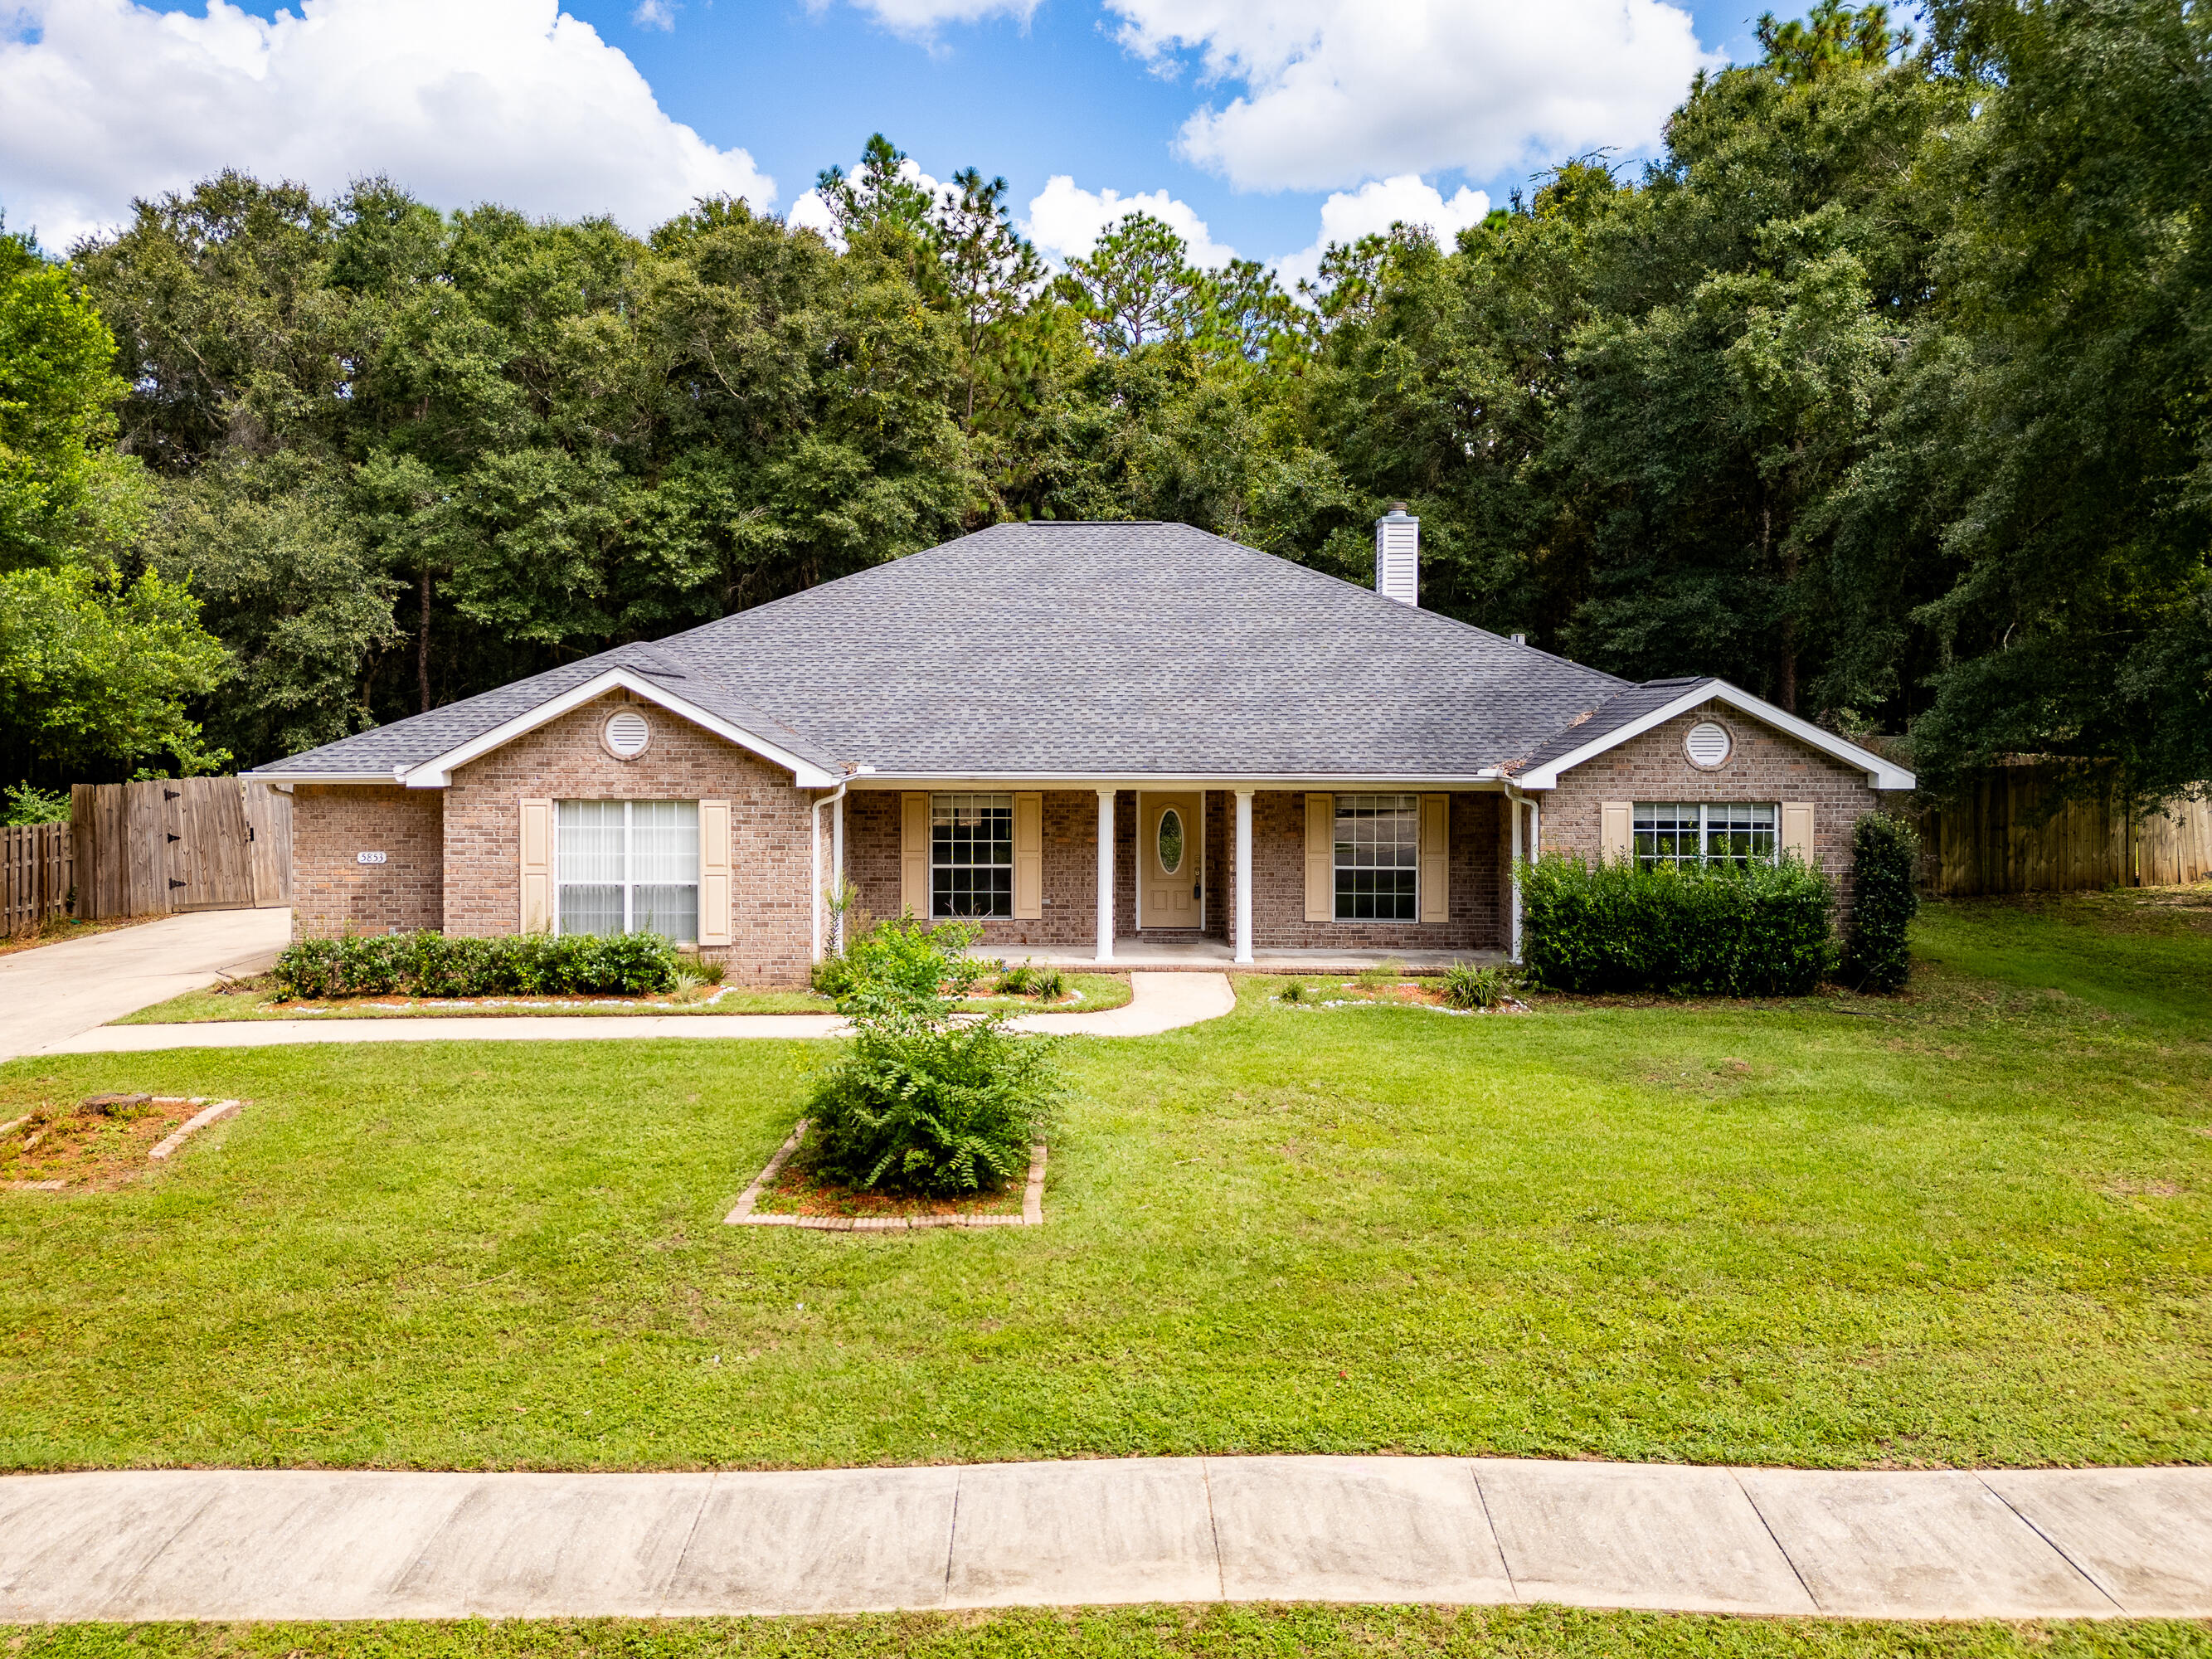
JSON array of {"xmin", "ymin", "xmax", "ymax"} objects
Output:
[
  {"xmin": 557, "ymin": 800, "xmax": 699, "ymax": 941},
  {"xmin": 931, "ymin": 793, "xmax": 1013, "ymax": 918},
  {"xmin": 1334, "ymin": 793, "xmax": 1418, "ymax": 920},
  {"xmin": 1632, "ymin": 801, "xmax": 1777, "ymax": 869}
]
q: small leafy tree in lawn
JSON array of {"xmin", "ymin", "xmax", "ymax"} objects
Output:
[
  {"xmin": 1843, "ymin": 813, "xmax": 1919, "ymax": 991},
  {"xmin": 805, "ymin": 912, "xmax": 1062, "ymax": 1197}
]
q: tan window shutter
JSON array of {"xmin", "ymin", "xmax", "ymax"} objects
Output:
[
  {"xmin": 1600, "ymin": 801, "xmax": 1632, "ymax": 864},
  {"xmin": 901, "ymin": 792, "xmax": 930, "ymax": 917},
  {"xmin": 1013, "ymin": 791, "xmax": 1043, "ymax": 919},
  {"xmin": 1419, "ymin": 794, "xmax": 1450, "ymax": 922},
  {"xmin": 697, "ymin": 800, "xmax": 732, "ymax": 946},
  {"xmin": 1304, "ymin": 792, "xmax": 1334, "ymax": 922},
  {"xmin": 519, "ymin": 798, "xmax": 553, "ymax": 933},
  {"xmin": 1781, "ymin": 802, "xmax": 1816, "ymax": 865}
]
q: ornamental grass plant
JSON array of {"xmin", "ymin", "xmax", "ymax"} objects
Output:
[
  {"xmin": 805, "ymin": 913, "xmax": 1062, "ymax": 1197},
  {"xmin": 1519, "ymin": 853, "xmax": 1837, "ymax": 995}
]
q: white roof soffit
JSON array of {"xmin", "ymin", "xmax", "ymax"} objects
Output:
[
  {"xmin": 1516, "ymin": 681, "xmax": 1916, "ymax": 791},
  {"xmin": 399, "ymin": 668, "xmax": 840, "ymax": 789}
]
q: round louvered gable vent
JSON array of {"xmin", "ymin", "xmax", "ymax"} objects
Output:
[
  {"xmin": 1685, "ymin": 720, "xmax": 1732, "ymax": 768},
  {"xmin": 604, "ymin": 710, "xmax": 651, "ymax": 759}
]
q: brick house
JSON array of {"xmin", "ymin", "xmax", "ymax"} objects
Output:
[{"xmin": 250, "ymin": 515, "xmax": 1913, "ymax": 983}]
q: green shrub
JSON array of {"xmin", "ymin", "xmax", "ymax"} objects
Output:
[
  {"xmin": 271, "ymin": 930, "xmax": 680, "ymax": 1000},
  {"xmin": 1843, "ymin": 813, "xmax": 1920, "ymax": 991},
  {"xmin": 1519, "ymin": 854, "xmax": 1838, "ymax": 995},
  {"xmin": 996, "ymin": 961, "xmax": 1037, "ymax": 995},
  {"xmin": 698, "ymin": 957, "xmax": 727, "ymax": 986},
  {"xmin": 1030, "ymin": 968, "xmax": 1067, "ymax": 1001},
  {"xmin": 810, "ymin": 952, "xmax": 854, "ymax": 998},
  {"xmin": 2, "ymin": 783, "xmax": 70, "ymax": 825},
  {"xmin": 1279, "ymin": 979, "xmax": 1307, "ymax": 1003},
  {"xmin": 805, "ymin": 912, "xmax": 1060, "ymax": 1196},
  {"xmin": 1442, "ymin": 961, "xmax": 1516, "ymax": 1010}
]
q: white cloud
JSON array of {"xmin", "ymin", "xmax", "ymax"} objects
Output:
[
  {"xmin": 1273, "ymin": 173, "xmax": 1490, "ymax": 292},
  {"xmin": 0, "ymin": 0, "xmax": 775, "ymax": 247},
  {"xmin": 1023, "ymin": 175, "xmax": 1234, "ymax": 270},
  {"xmin": 631, "ymin": 0, "xmax": 676, "ymax": 29},
  {"xmin": 1106, "ymin": 0, "xmax": 1711, "ymax": 193},
  {"xmin": 786, "ymin": 188, "xmax": 842, "ymax": 240}
]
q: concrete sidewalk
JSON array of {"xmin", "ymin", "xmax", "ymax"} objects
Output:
[
  {"xmin": 3, "ymin": 1457, "xmax": 2207, "ymax": 1623},
  {"xmin": 0, "ymin": 909, "xmax": 294, "ymax": 1063},
  {"xmin": 35, "ymin": 972, "xmax": 1237, "ymax": 1055}
]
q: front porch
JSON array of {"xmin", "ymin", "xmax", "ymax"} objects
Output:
[{"xmin": 830, "ymin": 784, "xmax": 1529, "ymax": 966}]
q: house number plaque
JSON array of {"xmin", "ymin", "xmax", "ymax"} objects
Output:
[{"xmin": 356, "ymin": 851, "xmax": 387, "ymax": 864}]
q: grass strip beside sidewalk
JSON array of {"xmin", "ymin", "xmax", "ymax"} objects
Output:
[{"xmin": 6, "ymin": 1608, "xmax": 2206, "ymax": 1659}]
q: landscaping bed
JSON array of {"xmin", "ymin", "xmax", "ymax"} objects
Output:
[
  {"xmin": 0, "ymin": 889, "xmax": 2205, "ymax": 1472},
  {"xmin": 0, "ymin": 1088, "xmax": 232, "ymax": 1192},
  {"xmin": 115, "ymin": 971, "xmax": 1130, "ymax": 1024}
]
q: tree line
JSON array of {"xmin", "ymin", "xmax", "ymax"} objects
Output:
[{"xmin": 1, "ymin": 0, "xmax": 2205, "ymax": 810}]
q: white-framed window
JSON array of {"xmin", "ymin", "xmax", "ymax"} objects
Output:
[
  {"xmin": 1334, "ymin": 793, "xmax": 1418, "ymax": 921},
  {"xmin": 557, "ymin": 800, "xmax": 699, "ymax": 941},
  {"xmin": 1633, "ymin": 801, "xmax": 1777, "ymax": 869},
  {"xmin": 932, "ymin": 793, "xmax": 1013, "ymax": 918}
]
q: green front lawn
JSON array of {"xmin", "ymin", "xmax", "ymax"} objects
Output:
[
  {"xmin": 2, "ymin": 891, "xmax": 2207, "ymax": 1472},
  {"xmin": 7, "ymin": 1608, "xmax": 2206, "ymax": 1659}
]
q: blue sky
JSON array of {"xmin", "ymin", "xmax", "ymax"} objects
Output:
[
  {"xmin": 581, "ymin": 0, "xmax": 1792, "ymax": 260},
  {"xmin": 5, "ymin": 0, "xmax": 1817, "ymax": 267}
]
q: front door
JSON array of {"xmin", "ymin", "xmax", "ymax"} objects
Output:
[{"xmin": 1143, "ymin": 792, "xmax": 1201, "ymax": 928}]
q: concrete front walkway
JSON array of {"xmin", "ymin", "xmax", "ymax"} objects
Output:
[
  {"xmin": 2, "ymin": 1458, "xmax": 2206, "ymax": 1623},
  {"xmin": 0, "ymin": 909, "xmax": 294, "ymax": 1064},
  {"xmin": 36, "ymin": 971, "xmax": 1237, "ymax": 1055}
]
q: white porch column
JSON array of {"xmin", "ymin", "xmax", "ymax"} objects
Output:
[
  {"xmin": 1095, "ymin": 787, "xmax": 1116, "ymax": 962},
  {"xmin": 1508, "ymin": 791, "xmax": 1524, "ymax": 963},
  {"xmin": 1233, "ymin": 789, "xmax": 1255, "ymax": 964}
]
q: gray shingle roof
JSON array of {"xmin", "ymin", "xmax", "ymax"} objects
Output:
[
  {"xmin": 1510, "ymin": 677, "xmax": 1717, "ymax": 775},
  {"xmin": 255, "ymin": 523, "xmax": 1629, "ymax": 781}
]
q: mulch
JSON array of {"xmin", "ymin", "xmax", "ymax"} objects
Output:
[
  {"xmin": 754, "ymin": 1157, "xmax": 1024, "ymax": 1219},
  {"xmin": 0, "ymin": 1092, "xmax": 208, "ymax": 1193}
]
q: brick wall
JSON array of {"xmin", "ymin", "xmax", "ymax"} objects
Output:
[
  {"xmin": 440, "ymin": 691, "xmax": 818, "ymax": 984},
  {"xmin": 1539, "ymin": 708, "xmax": 1878, "ymax": 915},
  {"xmin": 1246, "ymin": 791, "xmax": 1503, "ymax": 951},
  {"xmin": 291, "ymin": 785, "xmax": 445, "ymax": 939},
  {"xmin": 844, "ymin": 789, "xmax": 1107, "ymax": 949}
]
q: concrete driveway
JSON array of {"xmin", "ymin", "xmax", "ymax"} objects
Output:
[{"xmin": 0, "ymin": 909, "xmax": 293, "ymax": 1063}]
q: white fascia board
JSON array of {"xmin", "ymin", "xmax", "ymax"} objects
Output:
[
  {"xmin": 399, "ymin": 668, "xmax": 840, "ymax": 788},
  {"xmin": 1516, "ymin": 682, "xmax": 1916, "ymax": 791},
  {"xmin": 242, "ymin": 771, "xmax": 393, "ymax": 786},
  {"xmin": 844, "ymin": 771, "xmax": 1507, "ymax": 791}
]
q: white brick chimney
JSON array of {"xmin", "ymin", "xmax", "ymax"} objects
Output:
[{"xmin": 1374, "ymin": 502, "xmax": 1418, "ymax": 606}]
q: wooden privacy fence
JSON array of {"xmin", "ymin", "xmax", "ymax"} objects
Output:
[
  {"xmin": 68, "ymin": 778, "xmax": 292, "ymax": 920},
  {"xmin": 1917, "ymin": 763, "xmax": 2212, "ymax": 896},
  {"xmin": 2, "ymin": 822, "xmax": 72, "ymax": 937}
]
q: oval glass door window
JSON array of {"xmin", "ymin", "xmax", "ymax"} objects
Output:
[{"xmin": 1156, "ymin": 808, "xmax": 1184, "ymax": 875}]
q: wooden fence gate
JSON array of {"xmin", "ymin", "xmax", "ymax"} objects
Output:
[
  {"xmin": 69, "ymin": 779, "xmax": 292, "ymax": 920},
  {"xmin": 2, "ymin": 823, "xmax": 72, "ymax": 937}
]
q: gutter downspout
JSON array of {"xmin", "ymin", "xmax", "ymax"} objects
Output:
[{"xmin": 811, "ymin": 783, "xmax": 847, "ymax": 964}]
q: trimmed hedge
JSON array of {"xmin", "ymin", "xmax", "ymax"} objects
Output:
[
  {"xmin": 271, "ymin": 930, "xmax": 680, "ymax": 1000},
  {"xmin": 1844, "ymin": 813, "xmax": 1920, "ymax": 991},
  {"xmin": 1519, "ymin": 853, "xmax": 1837, "ymax": 995}
]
